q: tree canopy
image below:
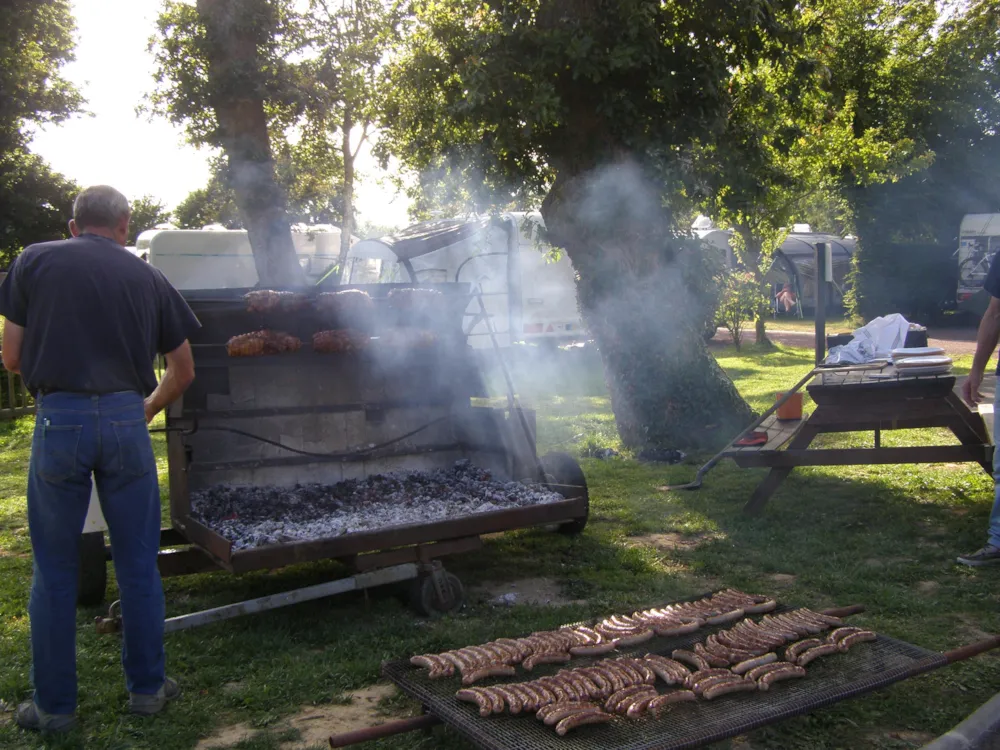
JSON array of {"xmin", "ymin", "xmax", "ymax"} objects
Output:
[
  {"xmin": 0, "ymin": 0, "xmax": 83, "ymax": 266},
  {"xmin": 127, "ymin": 195, "xmax": 173, "ymax": 245},
  {"xmin": 381, "ymin": 0, "xmax": 819, "ymax": 450}
]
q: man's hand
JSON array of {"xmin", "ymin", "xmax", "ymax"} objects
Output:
[
  {"xmin": 144, "ymin": 398, "xmax": 157, "ymax": 425},
  {"xmin": 963, "ymin": 369, "xmax": 984, "ymax": 409}
]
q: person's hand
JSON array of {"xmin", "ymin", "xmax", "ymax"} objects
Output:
[
  {"xmin": 963, "ymin": 369, "xmax": 984, "ymax": 409},
  {"xmin": 144, "ymin": 399, "xmax": 158, "ymax": 425}
]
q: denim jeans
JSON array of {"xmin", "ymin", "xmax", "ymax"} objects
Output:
[
  {"xmin": 28, "ymin": 391, "xmax": 165, "ymax": 715},
  {"xmin": 991, "ymin": 386, "xmax": 1000, "ymax": 548}
]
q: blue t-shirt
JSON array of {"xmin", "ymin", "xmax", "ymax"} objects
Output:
[
  {"xmin": 0, "ymin": 233, "xmax": 201, "ymax": 396},
  {"xmin": 984, "ymin": 251, "xmax": 1000, "ymax": 375}
]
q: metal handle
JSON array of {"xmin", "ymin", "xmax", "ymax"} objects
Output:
[
  {"xmin": 328, "ymin": 713, "xmax": 441, "ymax": 747},
  {"xmin": 943, "ymin": 634, "xmax": 1000, "ymax": 664}
]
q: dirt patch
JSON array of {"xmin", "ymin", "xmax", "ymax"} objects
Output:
[
  {"xmin": 634, "ymin": 533, "xmax": 714, "ymax": 552},
  {"xmin": 866, "ymin": 730, "xmax": 937, "ymax": 747},
  {"xmin": 481, "ymin": 577, "xmax": 586, "ymax": 607},
  {"xmin": 916, "ymin": 581, "xmax": 940, "ymax": 596},
  {"xmin": 957, "ymin": 614, "xmax": 995, "ymax": 643},
  {"xmin": 769, "ymin": 573, "xmax": 797, "ymax": 586},
  {"xmin": 195, "ymin": 684, "xmax": 400, "ymax": 750}
]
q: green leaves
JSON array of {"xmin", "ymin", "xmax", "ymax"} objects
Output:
[{"xmin": 0, "ymin": 0, "xmax": 82, "ymax": 264}]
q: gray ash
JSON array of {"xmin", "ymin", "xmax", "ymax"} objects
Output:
[{"xmin": 190, "ymin": 460, "xmax": 566, "ymax": 550}]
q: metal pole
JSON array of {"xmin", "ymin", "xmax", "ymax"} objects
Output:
[
  {"xmin": 815, "ymin": 242, "xmax": 828, "ymax": 365},
  {"xmin": 162, "ymin": 563, "xmax": 418, "ymax": 634}
]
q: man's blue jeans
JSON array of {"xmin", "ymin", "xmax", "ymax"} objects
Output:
[
  {"xmin": 992, "ymin": 385, "xmax": 1000, "ymax": 549},
  {"xmin": 28, "ymin": 391, "xmax": 165, "ymax": 715}
]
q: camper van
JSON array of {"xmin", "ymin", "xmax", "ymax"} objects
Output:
[
  {"xmin": 138, "ymin": 225, "xmax": 358, "ymax": 289},
  {"xmin": 956, "ymin": 214, "xmax": 1000, "ymax": 316},
  {"xmin": 340, "ymin": 212, "xmax": 584, "ymax": 348}
]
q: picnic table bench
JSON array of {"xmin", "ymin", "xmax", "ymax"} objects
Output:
[{"xmin": 723, "ymin": 366, "xmax": 994, "ymax": 515}]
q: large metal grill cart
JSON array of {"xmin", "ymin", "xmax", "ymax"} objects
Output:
[
  {"xmin": 323, "ymin": 594, "xmax": 1000, "ymax": 750},
  {"xmin": 81, "ymin": 283, "xmax": 589, "ymax": 629}
]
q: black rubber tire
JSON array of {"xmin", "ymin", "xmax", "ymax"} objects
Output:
[
  {"xmin": 77, "ymin": 532, "xmax": 108, "ymax": 607},
  {"xmin": 540, "ymin": 451, "xmax": 590, "ymax": 535},
  {"xmin": 410, "ymin": 572, "xmax": 465, "ymax": 618}
]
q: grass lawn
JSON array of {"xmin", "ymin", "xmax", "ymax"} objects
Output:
[
  {"xmin": 1, "ymin": 343, "xmax": 998, "ymax": 749},
  {"xmin": 762, "ymin": 315, "xmax": 852, "ymax": 334}
]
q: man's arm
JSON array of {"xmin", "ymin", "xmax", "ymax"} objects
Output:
[
  {"xmin": 144, "ymin": 340, "xmax": 195, "ymax": 423},
  {"xmin": 962, "ymin": 295, "xmax": 1000, "ymax": 408},
  {"xmin": 2, "ymin": 319, "xmax": 24, "ymax": 374}
]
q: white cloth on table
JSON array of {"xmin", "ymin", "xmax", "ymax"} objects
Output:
[{"xmin": 824, "ymin": 313, "xmax": 910, "ymax": 365}]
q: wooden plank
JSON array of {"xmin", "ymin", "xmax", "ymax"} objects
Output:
[
  {"xmin": 733, "ymin": 444, "xmax": 991, "ymax": 469},
  {"xmin": 4, "ymin": 370, "xmax": 13, "ymax": 417},
  {"xmin": 944, "ymin": 391, "xmax": 992, "ymax": 445},
  {"xmin": 722, "ymin": 414, "xmax": 807, "ymax": 456},
  {"xmin": 806, "ymin": 399, "xmax": 956, "ymax": 427}
]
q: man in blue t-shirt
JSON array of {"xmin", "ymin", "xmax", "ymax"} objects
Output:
[
  {"xmin": 0, "ymin": 185, "xmax": 201, "ymax": 732},
  {"xmin": 959, "ymin": 249, "xmax": 1000, "ymax": 566}
]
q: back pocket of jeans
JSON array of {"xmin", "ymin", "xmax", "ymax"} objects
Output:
[
  {"xmin": 35, "ymin": 423, "xmax": 83, "ymax": 483},
  {"xmin": 111, "ymin": 419, "xmax": 154, "ymax": 478}
]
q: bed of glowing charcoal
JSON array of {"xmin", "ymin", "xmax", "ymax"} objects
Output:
[{"xmin": 189, "ymin": 460, "xmax": 566, "ymax": 550}]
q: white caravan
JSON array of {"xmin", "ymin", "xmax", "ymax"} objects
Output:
[
  {"xmin": 138, "ymin": 225, "xmax": 359, "ymax": 289},
  {"xmin": 956, "ymin": 214, "xmax": 1000, "ymax": 315},
  {"xmin": 341, "ymin": 212, "xmax": 584, "ymax": 348}
]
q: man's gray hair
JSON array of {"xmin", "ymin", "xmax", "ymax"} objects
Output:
[{"xmin": 73, "ymin": 185, "xmax": 131, "ymax": 230}]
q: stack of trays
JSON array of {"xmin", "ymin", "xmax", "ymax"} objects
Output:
[{"xmin": 890, "ymin": 347, "xmax": 952, "ymax": 377}]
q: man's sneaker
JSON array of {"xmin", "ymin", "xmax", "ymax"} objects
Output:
[
  {"xmin": 956, "ymin": 544, "xmax": 1000, "ymax": 567},
  {"xmin": 15, "ymin": 700, "xmax": 77, "ymax": 733},
  {"xmin": 129, "ymin": 677, "xmax": 180, "ymax": 716}
]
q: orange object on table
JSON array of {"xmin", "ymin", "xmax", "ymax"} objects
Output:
[{"xmin": 775, "ymin": 391, "xmax": 803, "ymax": 420}]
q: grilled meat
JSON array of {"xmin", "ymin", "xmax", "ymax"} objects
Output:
[
  {"xmin": 226, "ymin": 330, "xmax": 302, "ymax": 357},
  {"xmin": 244, "ymin": 290, "xmax": 310, "ymax": 313},
  {"xmin": 313, "ymin": 329, "xmax": 370, "ymax": 354}
]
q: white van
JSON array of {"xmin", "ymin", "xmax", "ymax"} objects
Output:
[
  {"xmin": 341, "ymin": 212, "xmax": 584, "ymax": 348},
  {"xmin": 956, "ymin": 214, "xmax": 1000, "ymax": 314},
  {"xmin": 138, "ymin": 226, "xmax": 358, "ymax": 289}
]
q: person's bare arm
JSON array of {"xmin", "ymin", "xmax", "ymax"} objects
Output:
[
  {"xmin": 962, "ymin": 295, "xmax": 1000, "ymax": 408},
  {"xmin": 144, "ymin": 341, "xmax": 195, "ymax": 423},
  {"xmin": 2, "ymin": 319, "xmax": 24, "ymax": 374}
]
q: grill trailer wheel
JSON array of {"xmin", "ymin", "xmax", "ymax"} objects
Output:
[
  {"xmin": 410, "ymin": 570, "xmax": 465, "ymax": 618},
  {"xmin": 77, "ymin": 531, "xmax": 107, "ymax": 607},
  {"xmin": 540, "ymin": 452, "xmax": 589, "ymax": 535}
]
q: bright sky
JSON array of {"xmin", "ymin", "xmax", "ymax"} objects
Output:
[{"xmin": 29, "ymin": 0, "xmax": 411, "ymax": 230}]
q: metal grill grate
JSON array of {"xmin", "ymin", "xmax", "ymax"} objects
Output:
[{"xmin": 383, "ymin": 612, "xmax": 947, "ymax": 750}]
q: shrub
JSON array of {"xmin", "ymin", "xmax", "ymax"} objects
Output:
[{"xmin": 716, "ymin": 270, "xmax": 766, "ymax": 351}]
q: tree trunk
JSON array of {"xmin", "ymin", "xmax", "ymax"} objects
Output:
[
  {"xmin": 542, "ymin": 161, "xmax": 755, "ymax": 451},
  {"xmin": 196, "ymin": 0, "xmax": 305, "ymax": 288},
  {"xmin": 753, "ymin": 273, "xmax": 773, "ymax": 349},
  {"xmin": 736, "ymin": 228, "xmax": 773, "ymax": 349},
  {"xmin": 338, "ymin": 107, "xmax": 355, "ymax": 283}
]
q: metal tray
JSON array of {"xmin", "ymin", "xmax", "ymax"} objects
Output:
[
  {"xmin": 383, "ymin": 611, "xmax": 947, "ymax": 750},
  {"xmin": 176, "ymin": 496, "xmax": 588, "ymax": 573}
]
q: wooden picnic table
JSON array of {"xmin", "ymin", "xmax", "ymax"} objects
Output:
[{"xmin": 724, "ymin": 366, "xmax": 994, "ymax": 515}]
